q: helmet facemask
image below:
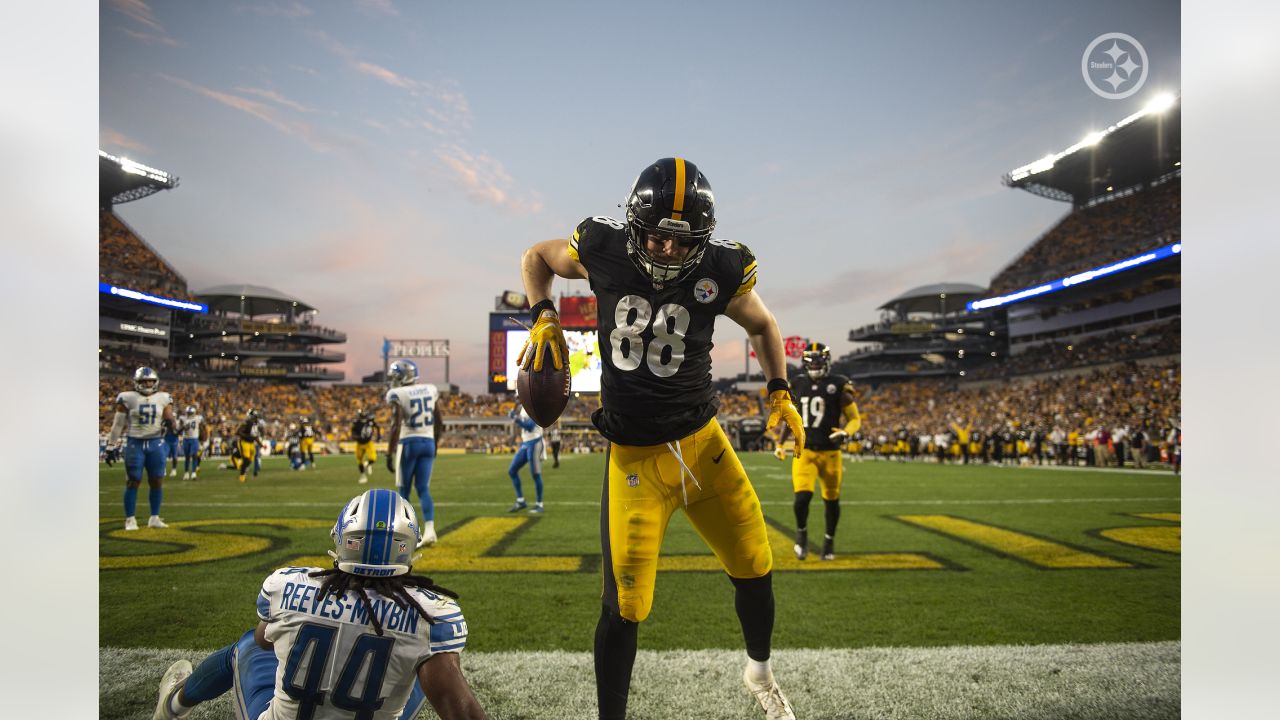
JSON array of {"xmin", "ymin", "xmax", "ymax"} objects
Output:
[
  {"xmin": 802, "ymin": 344, "xmax": 831, "ymax": 380},
  {"xmin": 623, "ymin": 157, "xmax": 716, "ymax": 288},
  {"xmin": 134, "ymin": 367, "xmax": 160, "ymax": 395}
]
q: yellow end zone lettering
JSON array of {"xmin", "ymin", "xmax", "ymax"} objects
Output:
[
  {"xmin": 101, "ymin": 516, "xmax": 950, "ymax": 573},
  {"xmin": 99, "ymin": 518, "xmax": 331, "ymax": 570},
  {"xmin": 896, "ymin": 514, "xmax": 1133, "ymax": 569},
  {"xmin": 1097, "ymin": 513, "xmax": 1180, "ymax": 554}
]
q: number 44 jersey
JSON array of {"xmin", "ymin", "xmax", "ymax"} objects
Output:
[
  {"xmin": 257, "ymin": 566, "xmax": 468, "ymax": 720},
  {"xmin": 569, "ymin": 215, "xmax": 758, "ymax": 445}
]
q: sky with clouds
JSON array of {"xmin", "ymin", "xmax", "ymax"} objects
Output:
[{"xmin": 99, "ymin": 0, "xmax": 1180, "ymax": 392}]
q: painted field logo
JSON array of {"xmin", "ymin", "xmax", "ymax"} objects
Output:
[{"xmin": 1082, "ymin": 33, "xmax": 1148, "ymax": 99}]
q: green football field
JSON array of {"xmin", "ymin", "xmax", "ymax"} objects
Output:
[{"xmin": 100, "ymin": 452, "xmax": 1181, "ymax": 719}]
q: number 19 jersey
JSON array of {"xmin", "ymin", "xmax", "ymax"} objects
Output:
[
  {"xmin": 568, "ymin": 216, "xmax": 758, "ymax": 445},
  {"xmin": 257, "ymin": 566, "xmax": 468, "ymax": 720}
]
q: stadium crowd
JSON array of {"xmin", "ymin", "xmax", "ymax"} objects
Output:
[
  {"xmin": 100, "ymin": 210, "xmax": 198, "ymax": 302},
  {"xmin": 989, "ymin": 177, "xmax": 1180, "ymax": 296},
  {"xmin": 970, "ymin": 318, "xmax": 1179, "ymax": 379},
  {"xmin": 845, "ymin": 359, "xmax": 1180, "ymax": 468},
  {"xmin": 101, "ymin": 351, "xmax": 1180, "ymax": 470},
  {"xmin": 98, "ymin": 376, "xmax": 763, "ymax": 456}
]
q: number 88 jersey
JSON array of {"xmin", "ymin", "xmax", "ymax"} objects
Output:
[{"xmin": 569, "ymin": 216, "xmax": 758, "ymax": 444}]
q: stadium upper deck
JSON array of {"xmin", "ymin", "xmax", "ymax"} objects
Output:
[{"xmin": 98, "ymin": 149, "xmax": 349, "ymax": 384}]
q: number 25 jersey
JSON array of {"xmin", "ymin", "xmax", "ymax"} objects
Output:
[
  {"xmin": 386, "ymin": 383, "xmax": 439, "ymax": 440},
  {"xmin": 569, "ymin": 216, "xmax": 758, "ymax": 445}
]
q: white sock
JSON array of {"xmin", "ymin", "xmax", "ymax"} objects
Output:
[
  {"xmin": 423, "ymin": 521, "xmax": 435, "ymax": 536},
  {"xmin": 169, "ymin": 685, "xmax": 193, "ymax": 714},
  {"xmin": 746, "ymin": 657, "xmax": 773, "ymax": 682},
  {"xmin": 515, "ymin": 496, "xmax": 525, "ymax": 503}
]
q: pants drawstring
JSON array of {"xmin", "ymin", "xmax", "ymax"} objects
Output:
[{"xmin": 665, "ymin": 441, "xmax": 701, "ymax": 507}]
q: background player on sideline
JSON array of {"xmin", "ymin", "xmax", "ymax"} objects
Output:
[
  {"xmin": 775, "ymin": 342, "xmax": 860, "ymax": 560},
  {"xmin": 506, "ymin": 405, "xmax": 546, "ymax": 513},
  {"xmin": 179, "ymin": 405, "xmax": 207, "ymax": 480},
  {"xmin": 386, "ymin": 359, "xmax": 445, "ymax": 548},
  {"xmin": 106, "ymin": 366, "xmax": 178, "ymax": 530}
]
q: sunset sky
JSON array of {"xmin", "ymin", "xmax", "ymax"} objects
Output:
[{"xmin": 100, "ymin": 0, "xmax": 1180, "ymax": 391}]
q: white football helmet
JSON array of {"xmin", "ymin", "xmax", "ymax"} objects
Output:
[
  {"xmin": 329, "ymin": 489, "xmax": 420, "ymax": 577},
  {"xmin": 388, "ymin": 359, "xmax": 419, "ymax": 387},
  {"xmin": 134, "ymin": 366, "xmax": 160, "ymax": 395}
]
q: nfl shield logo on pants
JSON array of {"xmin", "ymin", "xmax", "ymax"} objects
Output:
[{"xmin": 627, "ymin": 474, "xmax": 639, "ymax": 488}]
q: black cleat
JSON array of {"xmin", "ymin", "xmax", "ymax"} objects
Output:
[{"xmin": 821, "ymin": 536, "xmax": 835, "ymax": 561}]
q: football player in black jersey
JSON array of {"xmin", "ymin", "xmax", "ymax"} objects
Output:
[
  {"xmin": 773, "ymin": 342, "xmax": 860, "ymax": 561},
  {"xmin": 350, "ymin": 408, "xmax": 381, "ymax": 484},
  {"xmin": 519, "ymin": 158, "xmax": 805, "ymax": 720}
]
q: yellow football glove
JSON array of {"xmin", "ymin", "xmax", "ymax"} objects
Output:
[
  {"xmin": 766, "ymin": 387, "xmax": 805, "ymax": 451},
  {"xmin": 517, "ymin": 311, "xmax": 568, "ymax": 372},
  {"xmin": 773, "ymin": 444, "xmax": 789, "ymax": 461}
]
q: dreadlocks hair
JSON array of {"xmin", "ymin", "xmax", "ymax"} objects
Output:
[{"xmin": 308, "ymin": 566, "xmax": 460, "ymax": 637}]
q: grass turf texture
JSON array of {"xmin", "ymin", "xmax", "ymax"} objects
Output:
[{"xmin": 100, "ymin": 453, "xmax": 1180, "ymax": 718}]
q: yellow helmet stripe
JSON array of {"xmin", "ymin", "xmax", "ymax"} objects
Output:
[{"xmin": 671, "ymin": 157, "xmax": 686, "ymax": 221}]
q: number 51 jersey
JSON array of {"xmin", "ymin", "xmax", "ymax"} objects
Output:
[
  {"xmin": 569, "ymin": 216, "xmax": 758, "ymax": 445},
  {"xmin": 257, "ymin": 566, "xmax": 468, "ymax": 720}
]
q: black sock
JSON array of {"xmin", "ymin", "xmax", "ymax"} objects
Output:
[
  {"xmin": 793, "ymin": 491, "xmax": 813, "ymax": 531},
  {"xmin": 730, "ymin": 573, "xmax": 774, "ymax": 662},
  {"xmin": 594, "ymin": 604, "xmax": 638, "ymax": 720},
  {"xmin": 824, "ymin": 498, "xmax": 841, "ymax": 537}
]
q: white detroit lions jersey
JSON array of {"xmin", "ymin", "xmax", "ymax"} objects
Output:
[
  {"xmin": 257, "ymin": 566, "xmax": 468, "ymax": 720},
  {"xmin": 518, "ymin": 408, "xmax": 544, "ymax": 444},
  {"xmin": 116, "ymin": 391, "xmax": 172, "ymax": 440},
  {"xmin": 386, "ymin": 383, "xmax": 439, "ymax": 440},
  {"xmin": 180, "ymin": 414, "xmax": 203, "ymax": 440}
]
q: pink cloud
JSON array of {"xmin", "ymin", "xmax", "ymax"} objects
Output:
[
  {"xmin": 435, "ymin": 145, "xmax": 543, "ymax": 215},
  {"xmin": 100, "ymin": 127, "xmax": 150, "ymax": 153}
]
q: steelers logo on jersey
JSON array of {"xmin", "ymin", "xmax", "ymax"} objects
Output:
[{"xmin": 694, "ymin": 278, "xmax": 719, "ymax": 304}]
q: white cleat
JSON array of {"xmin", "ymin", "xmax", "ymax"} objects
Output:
[
  {"xmin": 416, "ymin": 531, "xmax": 438, "ymax": 549},
  {"xmin": 358, "ymin": 474, "xmax": 368, "ymax": 484},
  {"xmin": 153, "ymin": 659, "xmax": 193, "ymax": 720},
  {"xmin": 170, "ymin": 468, "xmax": 178, "ymax": 477},
  {"xmin": 744, "ymin": 667, "xmax": 796, "ymax": 720},
  {"xmin": 182, "ymin": 472, "xmax": 190, "ymax": 480},
  {"xmin": 148, "ymin": 516, "xmax": 169, "ymax": 529},
  {"xmin": 124, "ymin": 516, "xmax": 139, "ymax": 531}
]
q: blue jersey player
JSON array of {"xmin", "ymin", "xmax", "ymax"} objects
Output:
[
  {"xmin": 106, "ymin": 367, "xmax": 178, "ymax": 530},
  {"xmin": 385, "ymin": 360, "xmax": 446, "ymax": 548},
  {"xmin": 506, "ymin": 405, "xmax": 546, "ymax": 514},
  {"xmin": 151, "ymin": 488, "xmax": 489, "ymax": 720}
]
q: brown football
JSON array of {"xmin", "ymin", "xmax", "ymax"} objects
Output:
[{"xmin": 516, "ymin": 355, "xmax": 571, "ymax": 427}]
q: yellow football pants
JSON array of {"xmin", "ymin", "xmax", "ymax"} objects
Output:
[
  {"xmin": 602, "ymin": 418, "xmax": 772, "ymax": 623},
  {"xmin": 355, "ymin": 441, "xmax": 377, "ymax": 466},
  {"xmin": 790, "ymin": 448, "xmax": 843, "ymax": 500}
]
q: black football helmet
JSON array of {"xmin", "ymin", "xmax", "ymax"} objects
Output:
[
  {"xmin": 624, "ymin": 157, "xmax": 716, "ymax": 287},
  {"xmin": 802, "ymin": 342, "xmax": 831, "ymax": 380}
]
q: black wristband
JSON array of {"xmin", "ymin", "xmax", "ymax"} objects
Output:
[
  {"xmin": 530, "ymin": 299, "xmax": 556, "ymax": 322},
  {"xmin": 767, "ymin": 378, "xmax": 790, "ymax": 394}
]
